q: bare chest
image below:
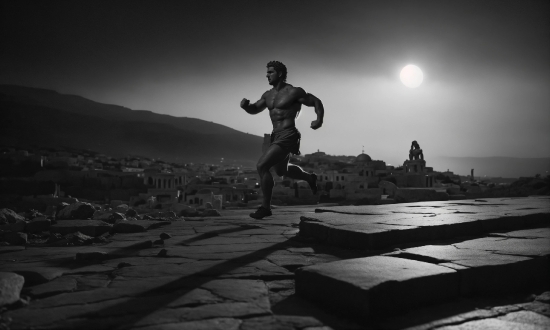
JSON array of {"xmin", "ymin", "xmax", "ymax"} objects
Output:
[{"xmin": 266, "ymin": 89, "xmax": 300, "ymax": 110}]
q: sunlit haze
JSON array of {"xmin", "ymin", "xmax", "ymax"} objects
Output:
[{"xmin": 1, "ymin": 1, "xmax": 549, "ymax": 171}]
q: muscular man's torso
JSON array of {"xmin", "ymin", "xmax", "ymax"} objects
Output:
[{"xmin": 264, "ymin": 84, "xmax": 303, "ymax": 133}]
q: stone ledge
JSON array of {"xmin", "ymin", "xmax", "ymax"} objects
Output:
[{"xmin": 295, "ymin": 256, "xmax": 459, "ymax": 322}]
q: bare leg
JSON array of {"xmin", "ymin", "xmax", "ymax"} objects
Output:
[
  {"xmin": 256, "ymin": 144, "xmax": 291, "ymax": 209},
  {"xmin": 273, "ymin": 156, "xmax": 318, "ymax": 194}
]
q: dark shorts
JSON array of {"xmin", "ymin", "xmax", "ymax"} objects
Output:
[{"xmin": 270, "ymin": 127, "xmax": 301, "ymax": 155}]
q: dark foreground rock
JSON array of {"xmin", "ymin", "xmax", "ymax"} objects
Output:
[{"xmin": 0, "ymin": 272, "xmax": 25, "ymax": 307}]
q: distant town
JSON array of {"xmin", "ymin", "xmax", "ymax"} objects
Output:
[{"xmin": 2, "ymin": 138, "xmax": 546, "ymax": 216}]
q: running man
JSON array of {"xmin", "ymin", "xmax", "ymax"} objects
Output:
[{"xmin": 240, "ymin": 61, "xmax": 324, "ymax": 219}]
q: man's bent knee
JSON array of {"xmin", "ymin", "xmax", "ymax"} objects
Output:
[{"xmin": 257, "ymin": 162, "xmax": 270, "ymax": 174}]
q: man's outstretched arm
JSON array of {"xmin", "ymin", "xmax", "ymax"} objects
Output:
[
  {"xmin": 299, "ymin": 93, "xmax": 324, "ymax": 130},
  {"xmin": 241, "ymin": 95, "xmax": 267, "ymax": 114}
]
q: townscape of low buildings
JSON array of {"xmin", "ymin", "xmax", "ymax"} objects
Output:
[{"xmin": 0, "ymin": 140, "xmax": 522, "ymax": 214}]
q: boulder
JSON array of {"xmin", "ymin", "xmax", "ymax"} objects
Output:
[
  {"xmin": 125, "ymin": 208, "xmax": 138, "ymax": 217},
  {"xmin": 0, "ymin": 272, "xmax": 25, "ymax": 307},
  {"xmin": 114, "ymin": 204, "xmax": 129, "ymax": 213},
  {"xmin": 160, "ymin": 232, "xmax": 172, "ymax": 240},
  {"xmin": 64, "ymin": 231, "xmax": 94, "ymax": 245},
  {"xmin": 57, "ymin": 202, "xmax": 95, "ymax": 220},
  {"xmin": 160, "ymin": 211, "xmax": 176, "ymax": 218},
  {"xmin": 26, "ymin": 218, "xmax": 51, "ymax": 233},
  {"xmin": 4, "ymin": 232, "xmax": 27, "ymax": 245},
  {"xmin": 109, "ymin": 212, "xmax": 126, "ymax": 221},
  {"xmin": 0, "ymin": 208, "xmax": 25, "ymax": 225},
  {"xmin": 92, "ymin": 211, "xmax": 113, "ymax": 221},
  {"xmin": 205, "ymin": 202, "xmax": 213, "ymax": 210}
]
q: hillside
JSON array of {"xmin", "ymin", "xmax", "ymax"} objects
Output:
[{"xmin": 0, "ymin": 86, "xmax": 263, "ymax": 164}]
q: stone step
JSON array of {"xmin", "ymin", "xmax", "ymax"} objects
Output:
[
  {"xmin": 299, "ymin": 197, "xmax": 550, "ymax": 249},
  {"xmin": 296, "ymin": 228, "xmax": 550, "ymax": 323},
  {"xmin": 295, "ymin": 256, "xmax": 460, "ymax": 322}
]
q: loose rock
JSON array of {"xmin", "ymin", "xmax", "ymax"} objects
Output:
[
  {"xmin": 157, "ymin": 249, "xmax": 168, "ymax": 257},
  {"xmin": 0, "ymin": 209, "xmax": 25, "ymax": 225},
  {"xmin": 0, "ymin": 272, "xmax": 25, "ymax": 307},
  {"xmin": 160, "ymin": 232, "xmax": 172, "ymax": 240},
  {"xmin": 56, "ymin": 202, "xmax": 95, "ymax": 220},
  {"xmin": 125, "ymin": 209, "xmax": 138, "ymax": 217}
]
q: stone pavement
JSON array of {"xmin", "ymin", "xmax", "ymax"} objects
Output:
[{"xmin": 0, "ymin": 197, "xmax": 549, "ymax": 329}]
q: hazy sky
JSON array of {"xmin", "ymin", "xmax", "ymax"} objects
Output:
[{"xmin": 2, "ymin": 0, "xmax": 549, "ymax": 167}]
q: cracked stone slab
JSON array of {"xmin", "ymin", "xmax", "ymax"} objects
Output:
[
  {"xmin": 296, "ymin": 256, "xmax": 458, "ymax": 321},
  {"xmin": 23, "ymin": 276, "xmax": 77, "ymax": 298},
  {"xmin": 135, "ymin": 318, "xmax": 242, "ymax": 330},
  {"xmin": 5, "ymin": 278, "xmax": 270, "ymax": 329},
  {"xmin": 453, "ymin": 235, "xmax": 550, "ymax": 257},
  {"xmin": 434, "ymin": 318, "xmax": 548, "ymax": 329},
  {"xmin": 498, "ymin": 310, "xmax": 550, "ymax": 328},
  {"xmin": 387, "ymin": 244, "xmax": 549, "ymax": 295},
  {"xmin": 300, "ymin": 197, "xmax": 550, "ymax": 249}
]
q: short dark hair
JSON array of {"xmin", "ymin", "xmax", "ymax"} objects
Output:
[{"xmin": 267, "ymin": 61, "xmax": 287, "ymax": 82}]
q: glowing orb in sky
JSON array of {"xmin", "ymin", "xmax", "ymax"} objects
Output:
[{"xmin": 400, "ymin": 64, "xmax": 424, "ymax": 88}]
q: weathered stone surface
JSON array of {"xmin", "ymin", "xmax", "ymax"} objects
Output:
[
  {"xmin": 240, "ymin": 315, "xmax": 325, "ymax": 330},
  {"xmin": 110, "ymin": 220, "xmax": 170, "ymax": 234},
  {"xmin": 57, "ymin": 202, "xmax": 95, "ymax": 220},
  {"xmin": 435, "ymin": 318, "xmax": 547, "ymax": 329},
  {"xmin": 296, "ymin": 256, "xmax": 458, "ymax": 321},
  {"xmin": 160, "ymin": 232, "xmax": 172, "ymax": 239},
  {"xmin": 4, "ymin": 232, "xmax": 27, "ymax": 245},
  {"xmin": 113, "ymin": 221, "xmax": 147, "ymax": 233},
  {"xmin": 0, "ymin": 208, "xmax": 25, "ymax": 224},
  {"xmin": 26, "ymin": 218, "xmax": 51, "ymax": 233},
  {"xmin": 389, "ymin": 242, "xmax": 549, "ymax": 295},
  {"xmin": 50, "ymin": 220, "xmax": 111, "ymax": 237},
  {"xmin": 300, "ymin": 197, "xmax": 550, "ymax": 250},
  {"xmin": 0, "ymin": 272, "xmax": 24, "ymax": 307},
  {"xmin": 498, "ymin": 310, "xmax": 550, "ymax": 328},
  {"xmin": 136, "ymin": 318, "xmax": 242, "ymax": 330},
  {"xmin": 25, "ymin": 276, "xmax": 77, "ymax": 298},
  {"xmin": 75, "ymin": 251, "xmax": 107, "ymax": 261},
  {"xmin": 454, "ymin": 236, "xmax": 550, "ymax": 257},
  {"xmin": 1, "ymin": 199, "xmax": 548, "ymax": 330}
]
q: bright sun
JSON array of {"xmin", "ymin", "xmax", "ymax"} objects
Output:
[{"xmin": 400, "ymin": 64, "xmax": 424, "ymax": 88}]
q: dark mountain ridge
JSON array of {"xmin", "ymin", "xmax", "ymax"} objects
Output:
[
  {"xmin": 0, "ymin": 85, "xmax": 262, "ymax": 164},
  {"xmin": 0, "ymin": 84, "xmax": 243, "ymax": 135}
]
